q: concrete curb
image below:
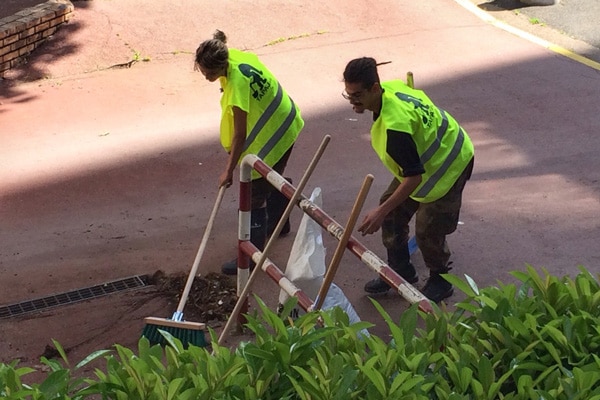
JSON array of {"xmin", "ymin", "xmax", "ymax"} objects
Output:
[{"xmin": 454, "ymin": 0, "xmax": 600, "ymax": 71}]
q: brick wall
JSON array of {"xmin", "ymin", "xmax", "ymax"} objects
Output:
[{"xmin": 0, "ymin": 0, "xmax": 74, "ymax": 75}]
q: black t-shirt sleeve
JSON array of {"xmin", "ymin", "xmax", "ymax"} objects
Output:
[{"xmin": 386, "ymin": 129, "xmax": 425, "ymax": 177}]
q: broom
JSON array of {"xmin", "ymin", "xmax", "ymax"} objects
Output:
[{"xmin": 142, "ymin": 185, "xmax": 226, "ymax": 348}]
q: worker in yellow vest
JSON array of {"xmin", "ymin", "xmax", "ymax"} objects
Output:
[
  {"xmin": 342, "ymin": 57, "xmax": 474, "ymax": 303},
  {"xmin": 195, "ymin": 30, "xmax": 304, "ymax": 275}
]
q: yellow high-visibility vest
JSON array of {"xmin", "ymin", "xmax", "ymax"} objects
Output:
[
  {"xmin": 219, "ymin": 49, "xmax": 303, "ymax": 179},
  {"xmin": 371, "ymin": 80, "xmax": 474, "ymax": 202}
]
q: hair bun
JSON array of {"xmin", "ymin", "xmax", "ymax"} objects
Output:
[{"xmin": 213, "ymin": 30, "xmax": 227, "ymax": 44}]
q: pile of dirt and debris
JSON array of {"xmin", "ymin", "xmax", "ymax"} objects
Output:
[
  {"xmin": 148, "ymin": 270, "xmax": 238, "ymax": 324},
  {"xmin": 0, "ymin": 269, "xmax": 247, "ymax": 367}
]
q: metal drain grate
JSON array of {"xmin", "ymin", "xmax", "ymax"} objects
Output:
[{"xmin": 0, "ymin": 275, "xmax": 149, "ymax": 319}]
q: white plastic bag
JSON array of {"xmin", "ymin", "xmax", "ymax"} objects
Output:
[
  {"xmin": 278, "ymin": 187, "xmax": 326, "ymax": 305},
  {"xmin": 320, "ymin": 283, "xmax": 363, "ymax": 325},
  {"xmin": 279, "ymin": 188, "xmax": 367, "ymax": 333}
]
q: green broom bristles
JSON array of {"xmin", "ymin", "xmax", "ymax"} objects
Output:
[{"xmin": 142, "ymin": 317, "xmax": 208, "ymax": 348}]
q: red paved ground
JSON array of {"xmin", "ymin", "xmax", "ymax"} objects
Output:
[
  {"xmin": 1, "ymin": 0, "xmax": 599, "ymax": 376},
  {"xmin": 1, "ymin": 0, "xmax": 44, "ymax": 17}
]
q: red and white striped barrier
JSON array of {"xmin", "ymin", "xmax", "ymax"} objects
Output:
[{"xmin": 237, "ymin": 154, "xmax": 433, "ymax": 315}]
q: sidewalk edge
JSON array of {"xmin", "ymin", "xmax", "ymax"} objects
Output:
[{"xmin": 454, "ymin": 0, "xmax": 600, "ymax": 71}]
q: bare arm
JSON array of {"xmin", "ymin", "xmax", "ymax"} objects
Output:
[
  {"xmin": 219, "ymin": 106, "xmax": 247, "ymax": 188},
  {"xmin": 358, "ymin": 174, "xmax": 422, "ymax": 235}
]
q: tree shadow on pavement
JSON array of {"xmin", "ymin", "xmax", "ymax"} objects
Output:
[
  {"xmin": 478, "ymin": 0, "xmax": 527, "ymax": 11},
  {"xmin": 0, "ymin": 1, "xmax": 92, "ymax": 104}
]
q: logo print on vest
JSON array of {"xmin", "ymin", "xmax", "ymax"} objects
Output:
[
  {"xmin": 239, "ymin": 63, "xmax": 271, "ymax": 101},
  {"xmin": 395, "ymin": 92, "xmax": 434, "ymax": 127}
]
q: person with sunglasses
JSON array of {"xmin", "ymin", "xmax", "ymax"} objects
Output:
[
  {"xmin": 342, "ymin": 57, "xmax": 474, "ymax": 303},
  {"xmin": 195, "ymin": 30, "xmax": 304, "ymax": 275}
]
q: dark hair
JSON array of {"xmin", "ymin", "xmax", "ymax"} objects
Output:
[
  {"xmin": 343, "ymin": 57, "xmax": 381, "ymax": 88},
  {"xmin": 194, "ymin": 30, "xmax": 229, "ymax": 71}
]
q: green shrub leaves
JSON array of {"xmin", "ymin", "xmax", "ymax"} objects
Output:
[{"xmin": 1, "ymin": 266, "xmax": 599, "ymax": 399}]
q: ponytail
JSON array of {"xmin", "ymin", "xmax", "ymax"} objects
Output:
[{"xmin": 194, "ymin": 29, "xmax": 229, "ymax": 71}]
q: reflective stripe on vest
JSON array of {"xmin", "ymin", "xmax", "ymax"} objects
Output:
[
  {"xmin": 258, "ymin": 97, "xmax": 298, "ymax": 160},
  {"xmin": 372, "ymin": 80, "xmax": 474, "ymax": 202},
  {"xmin": 243, "ymin": 82, "xmax": 298, "ymax": 160},
  {"xmin": 414, "ymin": 118, "xmax": 466, "ymax": 198},
  {"xmin": 420, "ymin": 109, "xmax": 449, "ymax": 165}
]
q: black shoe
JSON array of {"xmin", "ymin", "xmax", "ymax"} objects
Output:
[
  {"xmin": 364, "ymin": 278, "xmax": 391, "ymax": 294},
  {"xmin": 421, "ymin": 274, "xmax": 453, "ymax": 303},
  {"xmin": 364, "ymin": 267, "xmax": 419, "ymax": 294},
  {"xmin": 221, "ymin": 259, "xmax": 255, "ymax": 275},
  {"xmin": 221, "ymin": 259, "xmax": 238, "ymax": 275}
]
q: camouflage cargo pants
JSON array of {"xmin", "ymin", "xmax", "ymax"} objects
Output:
[{"xmin": 380, "ymin": 158, "xmax": 474, "ymax": 273}]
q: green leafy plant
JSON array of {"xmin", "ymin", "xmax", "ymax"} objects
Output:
[
  {"xmin": 264, "ymin": 31, "xmax": 327, "ymax": 46},
  {"xmin": 131, "ymin": 50, "xmax": 151, "ymax": 63},
  {"xmin": 1, "ymin": 340, "xmax": 110, "ymax": 399},
  {"xmin": 529, "ymin": 17, "xmax": 544, "ymax": 25},
  {"xmin": 1, "ymin": 266, "xmax": 599, "ymax": 399},
  {"xmin": 444, "ymin": 265, "xmax": 600, "ymax": 398}
]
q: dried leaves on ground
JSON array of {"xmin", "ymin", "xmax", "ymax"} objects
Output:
[{"xmin": 148, "ymin": 270, "xmax": 238, "ymax": 324}]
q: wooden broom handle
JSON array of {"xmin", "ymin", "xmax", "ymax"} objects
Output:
[
  {"xmin": 176, "ymin": 185, "xmax": 226, "ymax": 313},
  {"xmin": 407, "ymin": 71, "xmax": 414, "ymax": 88},
  {"xmin": 313, "ymin": 174, "xmax": 373, "ymax": 311}
]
